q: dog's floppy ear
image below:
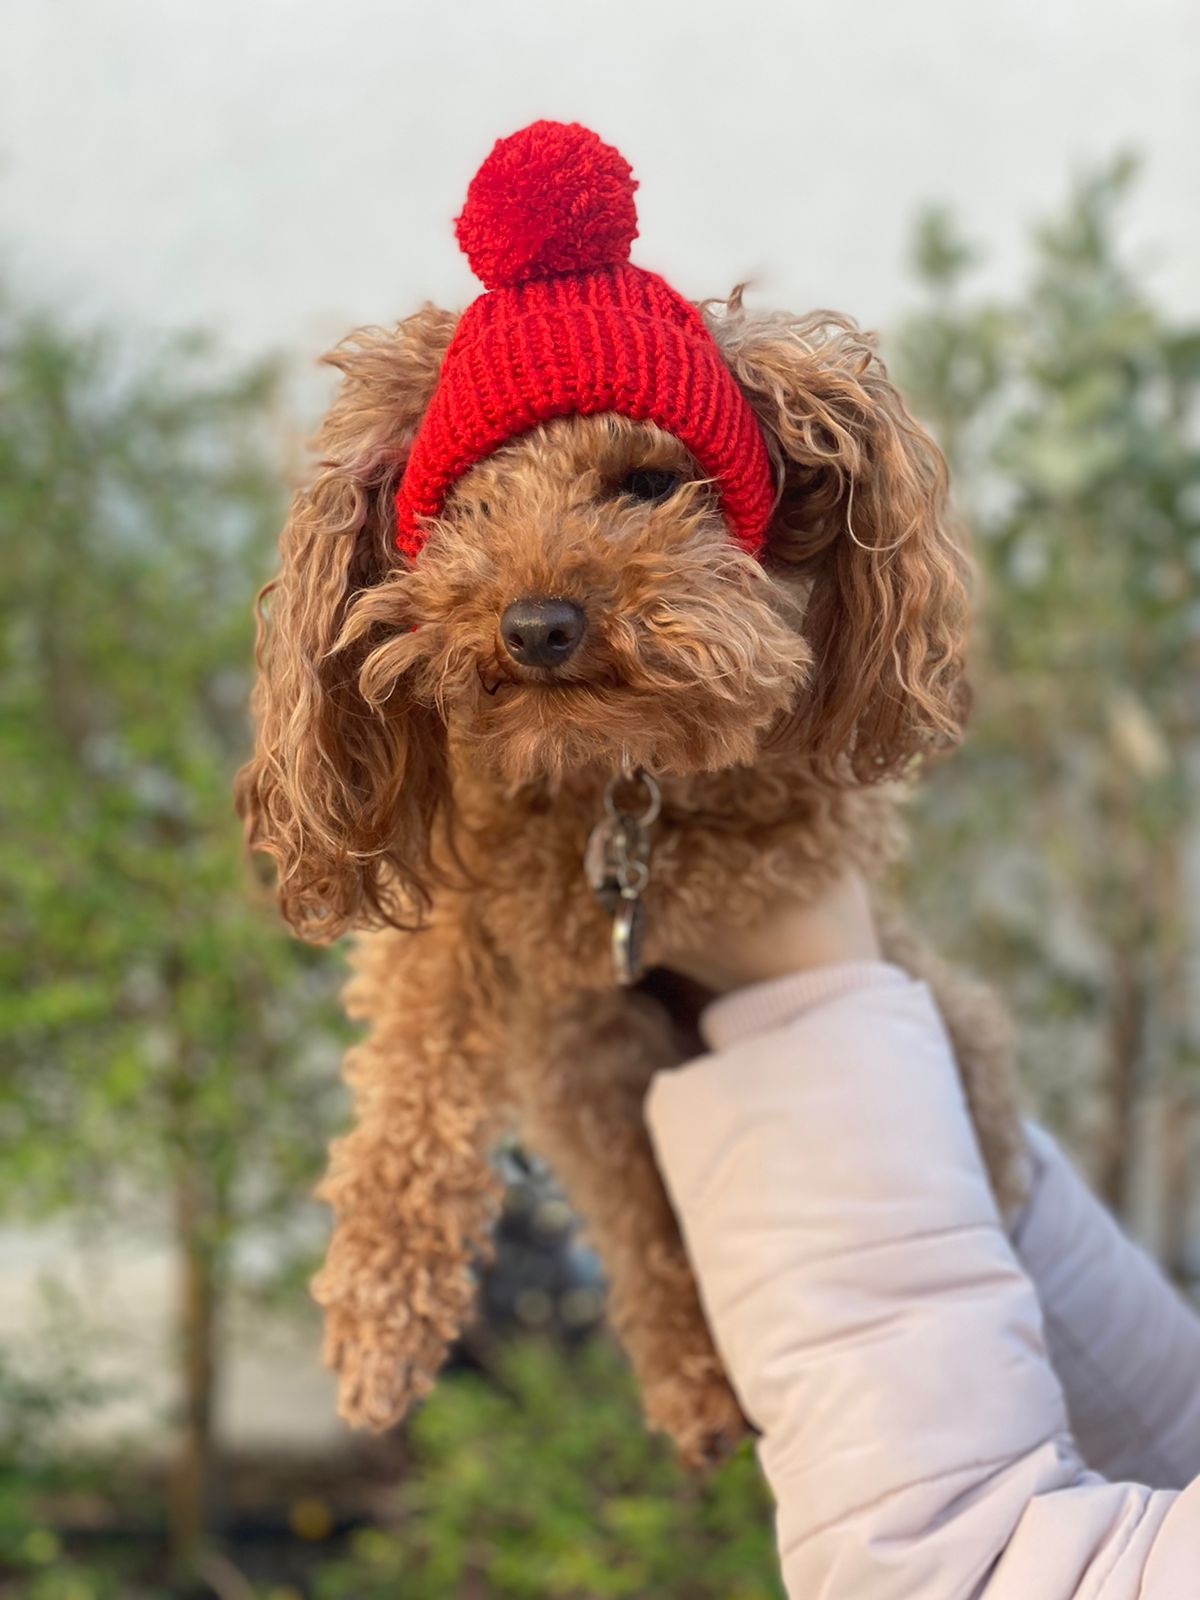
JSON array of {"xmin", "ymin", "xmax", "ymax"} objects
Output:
[
  {"xmin": 235, "ymin": 306, "xmax": 458, "ymax": 942},
  {"xmin": 715, "ymin": 303, "xmax": 970, "ymax": 780}
]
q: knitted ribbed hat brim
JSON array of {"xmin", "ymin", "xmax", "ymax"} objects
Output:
[{"xmin": 396, "ymin": 294, "xmax": 776, "ymax": 557}]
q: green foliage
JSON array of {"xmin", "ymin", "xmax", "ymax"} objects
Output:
[
  {"xmin": 0, "ymin": 284, "xmax": 350, "ymax": 1568},
  {"xmin": 0, "ymin": 291, "xmax": 344, "ymax": 1254},
  {"xmin": 314, "ymin": 1340, "xmax": 783, "ymax": 1600},
  {"xmin": 896, "ymin": 159, "xmax": 1200, "ymax": 1196},
  {"xmin": 0, "ymin": 1346, "xmax": 164, "ymax": 1600}
]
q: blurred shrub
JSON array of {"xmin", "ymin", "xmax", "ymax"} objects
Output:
[
  {"xmin": 896, "ymin": 159, "xmax": 1200, "ymax": 1260},
  {"xmin": 0, "ymin": 295, "xmax": 343, "ymax": 1235},
  {"xmin": 0, "ymin": 1349, "xmax": 158, "ymax": 1600},
  {"xmin": 0, "ymin": 292, "xmax": 348, "ymax": 1574},
  {"xmin": 312, "ymin": 1339, "xmax": 782, "ymax": 1600}
]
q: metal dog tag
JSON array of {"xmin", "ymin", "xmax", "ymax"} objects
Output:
[
  {"xmin": 612, "ymin": 891, "xmax": 646, "ymax": 986},
  {"xmin": 584, "ymin": 768, "xmax": 660, "ymax": 986}
]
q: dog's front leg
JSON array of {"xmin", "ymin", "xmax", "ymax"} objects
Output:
[
  {"xmin": 311, "ymin": 915, "xmax": 509, "ymax": 1431},
  {"xmin": 512, "ymin": 985, "xmax": 747, "ymax": 1468}
]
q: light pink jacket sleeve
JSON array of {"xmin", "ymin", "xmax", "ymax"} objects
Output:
[
  {"xmin": 644, "ymin": 964, "xmax": 1200, "ymax": 1600},
  {"xmin": 1015, "ymin": 1124, "xmax": 1200, "ymax": 1489}
]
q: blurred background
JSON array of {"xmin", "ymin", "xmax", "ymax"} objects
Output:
[{"xmin": 2, "ymin": 2, "xmax": 1198, "ymax": 1596}]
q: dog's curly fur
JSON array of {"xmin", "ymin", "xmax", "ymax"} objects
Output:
[{"xmin": 236, "ymin": 293, "xmax": 1027, "ymax": 1465}]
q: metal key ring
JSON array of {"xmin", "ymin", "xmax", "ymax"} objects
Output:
[
  {"xmin": 603, "ymin": 767, "xmax": 661, "ymax": 827},
  {"xmin": 616, "ymin": 858, "xmax": 650, "ymax": 896},
  {"xmin": 611, "ymin": 818, "xmax": 649, "ymax": 862}
]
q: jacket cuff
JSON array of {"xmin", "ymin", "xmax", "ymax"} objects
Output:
[{"xmin": 700, "ymin": 961, "xmax": 912, "ymax": 1053}]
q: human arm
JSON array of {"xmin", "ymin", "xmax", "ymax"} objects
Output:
[
  {"xmin": 1015, "ymin": 1122, "xmax": 1200, "ymax": 1488},
  {"xmin": 645, "ymin": 957, "xmax": 1200, "ymax": 1597},
  {"xmin": 665, "ymin": 875, "xmax": 1200, "ymax": 1489}
]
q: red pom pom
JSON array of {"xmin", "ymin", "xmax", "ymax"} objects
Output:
[{"xmin": 455, "ymin": 121, "xmax": 638, "ymax": 290}]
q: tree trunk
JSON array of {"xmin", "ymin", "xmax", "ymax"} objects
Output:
[
  {"xmin": 1097, "ymin": 944, "xmax": 1145, "ymax": 1217},
  {"xmin": 167, "ymin": 1160, "xmax": 220, "ymax": 1582},
  {"xmin": 1160, "ymin": 1088, "xmax": 1194, "ymax": 1284},
  {"xmin": 1154, "ymin": 817, "xmax": 1198, "ymax": 1287}
]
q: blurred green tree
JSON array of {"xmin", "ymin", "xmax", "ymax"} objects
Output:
[
  {"xmin": 896, "ymin": 159, "xmax": 1200, "ymax": 1266},
  {"xmin": 0, "ymin": 294, "xmax": 346, "ymax": 1579}
]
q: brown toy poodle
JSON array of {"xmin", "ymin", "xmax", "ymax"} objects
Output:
[{"xmin": 236, "ymin": 121, "xmax": 1026, "ymax": 1468}]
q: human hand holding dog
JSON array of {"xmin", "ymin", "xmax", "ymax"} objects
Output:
[
  {"xmin": 664, "ymin": 869, "xmax": 881, "ymax": 996},
  {"xmin": 648, "ymin": 874, "xmax": 1200, "ymax": 1600}
]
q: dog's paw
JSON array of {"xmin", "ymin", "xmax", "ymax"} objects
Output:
[
  {"xmin": 643, "ymin": 1360, "xmax": 748, "ymax": 1470},
  {"xmin": 312, "ymin": 1260, "xmax": 450, "ymax": 1433},
  {"xmin": 320, "ymin": 1313, "xmax": 436, "ymax": 1433}
]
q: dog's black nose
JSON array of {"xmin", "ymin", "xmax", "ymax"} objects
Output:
[{"xmin": 500, "ymin": 597, "xmax": 586, "ymax": 668}]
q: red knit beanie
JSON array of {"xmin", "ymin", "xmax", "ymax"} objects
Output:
[{"xmin": 394, "ymin": 121, "xmax": 776, "ymax": 558}]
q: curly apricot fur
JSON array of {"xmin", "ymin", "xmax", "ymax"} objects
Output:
[{"xmin": 236, "ymin": 294, "xmax": 1025, "ymax": 1465}]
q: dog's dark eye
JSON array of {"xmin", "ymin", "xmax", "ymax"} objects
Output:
[{"xmin": 619, "ymin": 468, "xmax": 681, "ymax": 504}]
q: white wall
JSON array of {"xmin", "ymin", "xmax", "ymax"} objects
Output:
[{"xmin": 3, "ymin": 0, "xmax": 1197, "ymax": 389}]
